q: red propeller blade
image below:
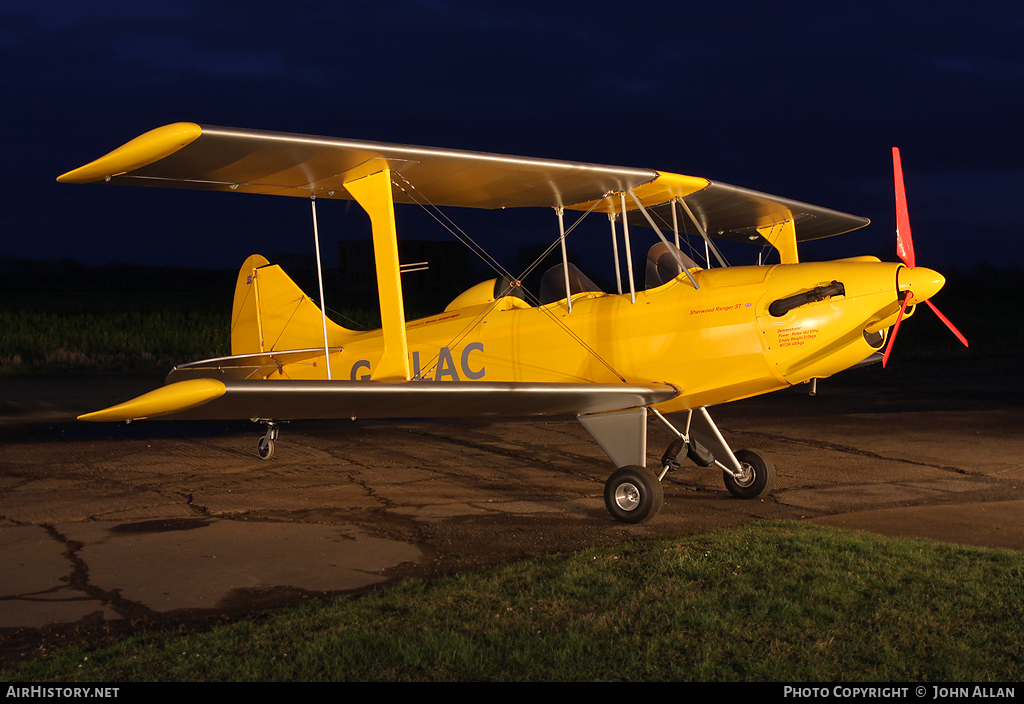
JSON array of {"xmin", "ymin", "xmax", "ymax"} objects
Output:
[
  {"xmin": 886, "ymin": 147, "xmax": 968, "ymax": 365},
  {"xmin": 923, "ymin": 299, "xmax": 969, "ymax": 348},
  {"xmin": 882, "ymin": 291, "xmax": 914, "ymax": 368},
  {"xmin": 892, "ymin": 147, "xmax": 916, "ymax": 268}
]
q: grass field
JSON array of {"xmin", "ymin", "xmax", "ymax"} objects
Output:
[
  {"xmin": 3, "ymin": 523, "xmax": 1022, "ymax": 682},
  {"xmin": 0, "ymin": 259, "xmax": 452, "ymax": 374},
  {"xmin": 0, "ymin": 292, "xmax": 231, "ymax": 374},
  {"xmin": 0, "ymin": 290, "xmax": 393, "ymax": 375}
]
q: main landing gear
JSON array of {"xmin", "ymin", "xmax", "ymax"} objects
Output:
[
  {"xmin": 591, "ymin": 407, "xmax": 775, "ymax": 524},
  {"xmin": 722, "ymin": 448, "xmax": 775, "ymax": 500},
  {"xmin": 604, "ymin": 466, "xmax": 664, "ymax": 524}
]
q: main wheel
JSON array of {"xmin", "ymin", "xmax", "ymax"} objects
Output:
[
  {"xmin": 257, "ymin": 437, "xmax": 275, "ymax": 460},
  {"xmin": 723, "ymin": 448, "xmax": 775, "ymax": 499},
  {"xmin": 604, "ymin": 466, "xmax": 664, "ymax": 524}
]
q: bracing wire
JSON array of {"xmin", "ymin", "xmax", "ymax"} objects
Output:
[
  {"xmin": 267, "ymin": 296, "xmax": 307, "ymax": 352},
  {"xmin": 391, "ymin": 176, "xmax": 626, "ymax": 383},
  {"xmin": 391, "ymin": 172, "xmax": 515, "ymax": 282},
  {"xmin": 642, "ymin": 199, "xmax": 710, "ymax": 270}
]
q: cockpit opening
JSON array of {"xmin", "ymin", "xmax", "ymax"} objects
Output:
[{"xmin": 645, "ymin": 242, "xmax": 699, "ymax": 289}]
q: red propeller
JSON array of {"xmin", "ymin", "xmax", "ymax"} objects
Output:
[{"xmin": 882, "ymin": 147, "xmax": 969, "ymax": 367}]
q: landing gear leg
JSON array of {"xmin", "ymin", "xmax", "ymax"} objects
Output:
[
  {"xmin": 257, "ymin": 421, "xmax": 279, "ymax": 460},
  {"xmin": 654, "ymin": 409, "xmax": 716, "ymax": 480},
  {"xmin": 580, "ymin": 405, "xmax": 777, "ymax": 523},
  {"xmin": 654, "ymin": 407, "xmax": 775, "ymax": 500}
]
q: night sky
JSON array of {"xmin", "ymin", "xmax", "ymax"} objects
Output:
[{"xmin": 4, "ymin": 1, "xmax": 1023, "ymax": 278}]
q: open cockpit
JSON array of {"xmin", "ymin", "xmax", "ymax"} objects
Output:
[{"xmin": 444, "ymin": 241, "xmax": 703, "ymax": 314}]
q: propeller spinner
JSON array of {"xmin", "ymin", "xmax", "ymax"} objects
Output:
[{"xmin": 881, "ymin": 147, "xmax": 969, "ymax": 367}]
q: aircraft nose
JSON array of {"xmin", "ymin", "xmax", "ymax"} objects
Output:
[{"xmin": 897, "ymin": 266, "xmax": 945, "ymax": 303}]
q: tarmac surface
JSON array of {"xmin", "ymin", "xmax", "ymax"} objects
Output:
[{"xmin": 1, "ymin": 367, "xmax": 1023, "ymax": 662}]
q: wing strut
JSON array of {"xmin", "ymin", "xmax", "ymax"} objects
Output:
[
  {"xmin": 310, "ymin": 197, "xmax": 332, "ymax": 379},
  {"xmin": 677, "ymin": 197, "xmax": 729, "ymax": 268},
  {"xmin": 608, "ymin": 212, "xmax": 623, "ymax": 294},
  {"xmin": 556, "ymin": 206, "xmax": 573, "ymax": 314},
  {"xmin": 671, "ymin": 199, "xmax": 680, "ymax": 249},
  {"xmin": 343, "ymin": 168, "xmax": 411, "ymax": 381},
  {"xmin": 619, "ymin": 193, "xmax": 636, "ymax": 303},
  {"xmin": 755, "ymin": 218, "xmax": 799, "ymax": 264}
]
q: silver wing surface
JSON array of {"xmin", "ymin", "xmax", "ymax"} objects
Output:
[
  {"xmin": 79, "ymin": 377, "xmax": 680, "ymax": 423},
  {"xmin": 58, "ymin": 123, "xmax": 868, "ymax": 240},
  {"xmin": 170, "ymin": 380, "xmax": 679, "ymax": 421}
]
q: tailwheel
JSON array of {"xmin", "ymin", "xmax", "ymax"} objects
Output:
[
  {"xmin": 604, "ymin": 466, "xmax": 664, "ymax": 524},
  {"xmin": 723, "ymin": 448, "xmax": 775, "ymax": 499},
  {"xmin": 256, "ymin": 421, "xmax": 279, "ymax": 461},
  {"xmin": 257, "ymin": 436, "xmax": 275, "ymax": 460}
]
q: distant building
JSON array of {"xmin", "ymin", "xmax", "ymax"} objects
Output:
[{"xmin": 337, "ymin": 240, "xmax": 470, "ymax": 296}]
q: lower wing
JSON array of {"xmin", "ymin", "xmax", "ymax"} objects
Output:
[{"xmin": 79, "ymin": 378, "xmax": 679, "ymax": 422}]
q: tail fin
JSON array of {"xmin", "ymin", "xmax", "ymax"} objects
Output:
[{"xmin": 230, "ymin": 254, "xmax": 355, "ymax": 355}]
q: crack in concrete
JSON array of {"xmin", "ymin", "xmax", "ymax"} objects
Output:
[
  {"xmin": 727, "ymin": 428, "xmax": 974, "ymax": 475},
  {"xmin": 344, "ymin": 462, "xmax": 394, "ymax": 510},
  {"xmin": 36, "ymin": 524, "xmax": 157, "ymax": 620},
  {"xmin": 180, "ymin": 491, "xmax": 212, "ymax": 517}
]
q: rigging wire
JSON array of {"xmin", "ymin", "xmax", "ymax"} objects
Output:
[
  {"xmin": 390, "ymin": 177, "xmax": 626, "ymax": 383},
  {"xmin": 639, "ymin": 199, "xmax": 709, "ymax": 269},
  {"xmin": 391, "ymin": 172, "xmax": 516, "ymax": 282},
  {"xmin": 267, "ymin": 296, "xmax": 307, "ymax": 352}
]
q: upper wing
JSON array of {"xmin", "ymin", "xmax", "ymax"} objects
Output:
[
  {"xmin": 567, "ymin": 171, "xmax": 870, "ymax": 242},
  {"xmin": 58, "ymin": 122, "xmax": 868, "ymax": 240},
  {"xmin": 57, "ymin": 123, "xmax": 658, "ymax": 210},
  {"xmin": 624, "ymin": 179, "xmax": 870, "ymax": 243},
  {"xmin": 78, "ymin": 378, "xmax": 680, "ymax": 423}
]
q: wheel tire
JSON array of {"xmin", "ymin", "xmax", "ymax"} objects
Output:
[
  {"xmin": 604, "ymin": 466, "xmax": 664, "ymax": 524},
  {"xmin": 723, "ymin": 448, "xmax": 775, "ymax": 499},
  {"xmin": 257, "ymin": 437, "xmax": 275, "ymax": 461}
]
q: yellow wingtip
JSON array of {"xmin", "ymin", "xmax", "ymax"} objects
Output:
[
  {"xmin": 78, "ymin": 378, "xmax": 226, "ymax": 422},
  {"xmin": 58, "ymin": 122, "xmax": 203, "ymax": 184},
  {"xmin": 566, "ymin": 171, "xmax": 709, "ymax": 213}
]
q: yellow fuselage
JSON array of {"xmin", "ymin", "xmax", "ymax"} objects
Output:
[{"xmin": 258, "ymin": 256, "xmax": 941, "ymax": 414}]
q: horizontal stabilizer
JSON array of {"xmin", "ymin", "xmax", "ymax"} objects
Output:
[{"xmin": 166, "ymin": 348, "xmax": 344, "ymax": 382}]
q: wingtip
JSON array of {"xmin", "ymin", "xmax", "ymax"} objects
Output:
[
  {"xmin": 57, "ymin": 122, "xmax": 203, "ymax": 184},
  {"xmin": 77, "ymin": 378, "xmax": 226, "ymax": 422}
]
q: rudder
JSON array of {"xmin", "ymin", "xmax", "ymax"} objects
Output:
[{"xmin": 230, "ymin": 254, "xmax": 354, "ymax": 356}]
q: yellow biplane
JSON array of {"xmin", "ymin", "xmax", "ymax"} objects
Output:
[{"xmin": 58, "ymin": 123, "xmax": 967, "ymax": 523}]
